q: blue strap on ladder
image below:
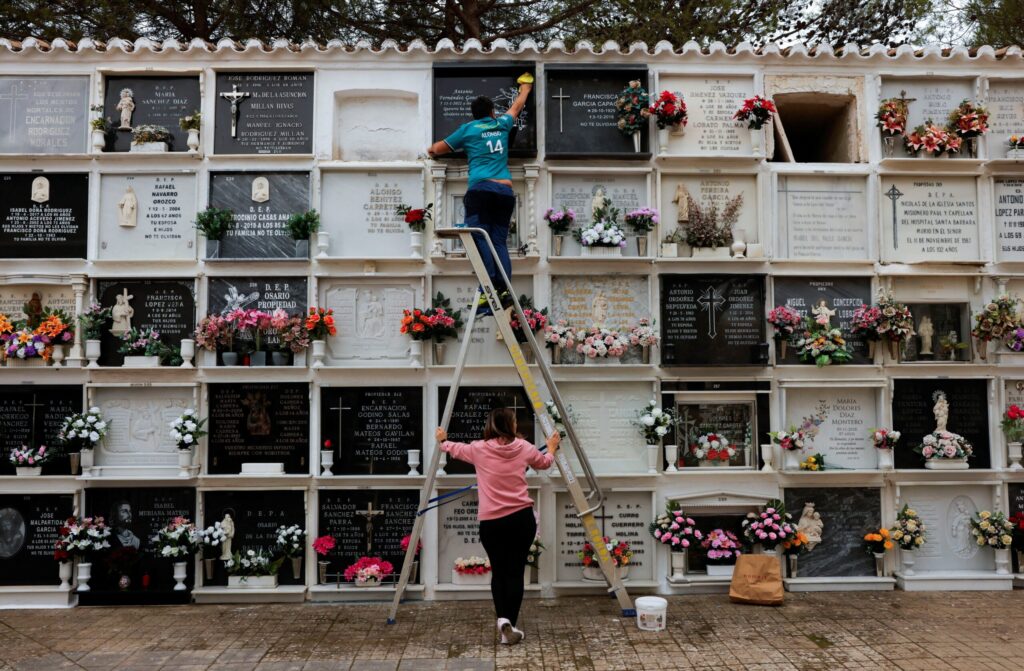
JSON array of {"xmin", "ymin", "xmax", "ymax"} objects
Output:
[{"xmin": 417, "ymin": 483, "xmax": 476, "ymax": 516}]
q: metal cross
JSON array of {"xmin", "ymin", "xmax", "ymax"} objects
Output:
[
  {"xmin": 0, "ymin": 83, "xmax": 29, "ymax": 136},
  {"xmin": 551, "ymin": 88, "xmax": 570, "ymax": 133},
  {"xmin": 23, "ymin": 393, "xmax": 45, "ymax": 447},
  {"xmin": 219, "ymin": 84, "xmax": 251, "ymax": 138},
  {"xmin": 329, "ymin": 398, "xmax": 354, "ymax": 470},
  {"xmin": 697, "ymin": 286, "xmax": 727, "ymax": 339},
  {"xmin": 885, "ymin": 184, "xmax": 904, "ymax": 250},
  {"xmin": 356, "ymin": 501, "xmax": 385, "ymax": 553}
]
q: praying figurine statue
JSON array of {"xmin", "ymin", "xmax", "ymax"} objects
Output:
[
  {"xmin": 672, "ymin": 183, "xmax": 690, "ymax": 223},
  {"xmin": 811, "ymin": 299, "xmax": 836, "ymax": 325},
  {"xmin": 23, "ymin": 292, "xmax": 44, "ymax": 329},
  {"xmin": 591, "ymin": 291, "xmax": 609, "ymax": 326},
  {"xmin": 116, "ymin": 88, "xmax": 135, "ymax": 130},
  {"xmin": 917, "ymin": 315, "xmax": 934, "ymax": 356},
  {"xmin": 591, "ymin": 186, "xmax": 607, "ymax": 221},
  {"xmin": 251, "ymin": 176, "xmax": 270, "ymax": 203},
  {"xmin": 109, "ymin": 289, "xmax": 134, "ymax": 335},
  {"xmin": 219, "ymin": 513, "xmax": 235, "ymax": 560},
  {"xmin": 796, "ymin": 502, "xmax": 824, "ymax": 551},
  {"xmin": 117, "ymin": 185, "xmax": 138, "ymax": 228},
  {"xmin": 933, "ymin": 390, "xmax": 949, "ymax": 433},
  {"xmin": 30, "ymin": 176, "xmax": 49, "ymax": 204}
]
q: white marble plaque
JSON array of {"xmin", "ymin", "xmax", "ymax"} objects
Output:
[
  {"xmin": 995, "ymin": 178, "xmax": 1024, "ymax": 261},
  {"xmin": 555, "ymin": 491, "xmax": 652, "ymax": 582},
  {"xmin": 555, "ymin": 382, "xmax": 652, "ymax": 475},
  {"xmin": 93, "ymin": 386, "xmax": 191, "ymax": 474},
  {"xmin": 320, "ymin": 171, "xmax": 423, "ymax": 258},
  {"xmin": 903, "ymin": 485, "xmax": 994, "ymax": 572},
  {"xmin": 881, "ymin": 177, "xmax": 979, "ymax": 262},
  {"xmin": 986, "ymin": 80, "xmax": 1024, "ymax": 159},
  {"xmin": 0, "ymin": 285, "xmax": 74, "ymax": 321},
  {"xmin": 880, "ymin": 79, "xmax": 975, "ymax": 130},
  {"xmin": 333, "ymin": 90, "xmax": 420, "ymax": 161},
  {"xmin": 550, "ymin": 173, "xmax": 647, "ymax": 256},
  {"xmin": 437, "ymin": 488, "xmax": 537, "ymax": 583},
  {"xmin": 430, "ymin": 276, "xmax": 531, "ymax": 365},
  {"xmin": 98, "ymin": 174, "xmax": 197, "ymax": 261},
  {"xmin": 657, "ymin": 75, "xmax": 752, "ymax": 155},
  {"xmin": 550, "ymin": 274, "xmax": 649, "ymax": 330},
  {"xmin": 786, "ymin": 387, "xmax": 878, "ymax": 470},
  {"xmin": 660, "ymin": 175, "xmax": 758, "ymax": 247},
  {"xmin": 778, "ymin": 175, "xmax": 868, "ymax": 260},
  {"xmin": 322, "ymin": 281, "xmax": 416, "ymax": 365}
]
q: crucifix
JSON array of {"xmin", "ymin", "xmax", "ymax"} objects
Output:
[
  {"xmin": 219, "ymin": 84, "xmax": 251, "ymax": 139},
  {"xmin": 329, "ymin": 398, "xmax": 354, "ymax": 469},
  {"xmin": 885, "ymin": 184, "xmax": 904, "ymax": 250},
  {"xmin": 551, "ymin": 88, "xmax": 570, "ymax": 133},
  {"xmin": 356, "ymin": 501, "xmax": 385, "ymax": 554},
  {"xmin": 697, "ymin": 286, "xmax": 727, "ymax": 339},
  {"xmin": 0, "ymin": 84, "xmax": 29, "ymax": 136}
]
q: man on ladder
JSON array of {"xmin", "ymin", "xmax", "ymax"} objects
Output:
[{"xmin": 427, "ymin": 73, "xmax": 534, "ymax": 317}]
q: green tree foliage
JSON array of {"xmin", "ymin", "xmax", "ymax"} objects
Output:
[{"xmin": 926, "ymin": 0, "xmax": 1024, "ymax": 48}]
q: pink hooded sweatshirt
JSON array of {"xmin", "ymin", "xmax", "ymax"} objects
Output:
[{"xmin": 441, "ymin": 437, "xmax": 554, "ymax": 521}]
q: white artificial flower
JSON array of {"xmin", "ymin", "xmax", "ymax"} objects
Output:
[
  {"xmin": 655, "ymin": 426, "xmax": 668, "ymax": 436},
  {"xmin": 184, "ymin": 434, "xmax": 194, "ymax": 444},
  {"xmin": 185, "ymin": 408, "xmax": 195, "ymax": 415},
  {"xmin": 87, "ymin": 415, "xmax": 96, "ymax": 424},
  {"xmin": 641, "ymin": 416, "xmax": 655, "ymax": 427},
  {"xmin": 73, "ymin": 419, "xmax": 84, "ymax": 428},
  {"xmin": 89, "ymin": 431, "xmax": 99, "ymax": 442},
  {"xmin": 95, "ymin": 421, "xmax": 107, "ymax": 430},
  {"xmin": 89, "ymin": 406, "xmax": 99, "ymax": 413}
]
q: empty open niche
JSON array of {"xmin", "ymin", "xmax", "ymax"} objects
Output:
[{"xmin": 772, "ymin": 92, "xmax": 859, "ymax": 163}]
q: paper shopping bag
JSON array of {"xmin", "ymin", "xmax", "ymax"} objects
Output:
[{"xmin": 728, "ymin": 554, "xmax": 784, "ymax": 606}]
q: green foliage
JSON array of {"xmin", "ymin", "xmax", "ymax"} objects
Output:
[
  {"xmin": 285, "ymin": 210, "xmax": 321, "ymax": 240},
  {"xmin": 195, "ymin": 207, "xmax": 233, "ymax": 241}
]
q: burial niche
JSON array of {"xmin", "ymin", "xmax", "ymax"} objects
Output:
[{"xmin": 771, "ymin": 93, "xmax": 859, "ymax": 163}]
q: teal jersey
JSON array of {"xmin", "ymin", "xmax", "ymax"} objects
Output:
[{"xmin": 443, "ymin": 114, "xmax": 514, "ymax": 187}]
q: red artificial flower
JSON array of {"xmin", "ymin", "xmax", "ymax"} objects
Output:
[{"xmin": 323, "ymin": 439, "xmax": 332, "ymax": 449}]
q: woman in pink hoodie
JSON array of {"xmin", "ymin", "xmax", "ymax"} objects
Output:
[{"xmin": 435, "ymin": 407, "xmax": 559, "ymax": 645}]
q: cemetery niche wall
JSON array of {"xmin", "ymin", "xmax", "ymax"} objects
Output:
[{"xmin": 2, "ymin": 39, "xmax": 1024, "ymax": 603}]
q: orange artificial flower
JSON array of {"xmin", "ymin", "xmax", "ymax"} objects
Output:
[{"xmin": 884, "ymin": 541, "xmax": 893, "ymax": 550}]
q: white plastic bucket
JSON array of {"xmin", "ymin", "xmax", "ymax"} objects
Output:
[{"xmin": 635, "ymin": 596, "xmax": 667, "ymax": 631}]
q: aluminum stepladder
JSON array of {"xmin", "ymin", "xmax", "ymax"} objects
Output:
[{"xmin": 386, "ymin": 226, "xmax": 635, "ymax": 624}]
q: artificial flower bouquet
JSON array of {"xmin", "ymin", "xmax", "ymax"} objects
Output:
[
  {"xmin": 573, "ymin": 219, "xmax": 628, "ymax": 248},
  {"xmin": 799, "ymin": 453, "xmax": 825, "ymax": 471},
  {"xmin": 59, "ymin": 407, "xmax": 109, "ymax": 452},
  {"xmin": 3, "ymin": 328, "xmax": 48, "ymax": 360},
  {"xmin": 916, "ymin": 430, "xmax": 973, "ymax": 462},
  {"xmin": 628, "ymin": 318, "xmax": 659, "ymax": 348},
  {"xmin": 733, "ymin": 95, "xmax": 776, "ymax": 130},
  {"xmin": 624, "ymin": 207, "xmax": 659, "ymax": 234},
  {"xmin": 635, "ymin": 400, "xmax": 676, "ymax": 445},
  {"xmin": 271, "ymin": 308, "xmax": 310, "ymax": 353},
  {"xmin": 948, "ymin": 99, "xmax": 989, "ymax": 139},
  {"xmin": 527, "ymin": 537, "xmax": 544, "ymax": 568},
  {"xmin": 226, "ymin": 308, "xmax": 274, "ymax": 354},
  {"xmin": 614, "ymin": 80, "xmax": 650, "ymax": 137},
  {"xmin": 169, "ymin": 409, "xmax": 206, "ymax": 451},
  {"xmin": 1009, "ymin": 135, "xmax": 1024, "ymax": 153},
  {"xmin": 78, "ymin": 303, "xmax": 112, "ymax": 341},
  {"xmin": 577, "ymin": 326, "xmax": 630, "ymax": 359},
  {"xmin": 226, "ymin": 549, "xmax": 281, "ymax": 577},
  {"xmin": 152, "ymin": 516, "xmax": 199, "ymax": 560},
  {"xmin": 972, "ymin": 294, "xmax": 1019, "ymax": 342},
  {"xmin": 395, "ymin": 202, "xmax": 433, "ymax": 232},
  {"xmin": 871, "ymin": 292, "xmax": 916, "ymax": 344},
  {"xmin": 650, "ymin": 506, "xmax": 703, "ymax": 550},
  {"xmin": 904, "ymin": 122, "xmax": 961, "ymax": 156},
  {"xmin": 767, "ymin": 305, "xmax": 802, "ymax": 338},
  {"xmin": 543, "ymin": 320, "xmax": 576, "ymax": 351},
  {"xmin": 117, "ymin": 327, "xmax": 163, "ymax": 356},
  {"xmin": 742, "ymin": 500, "xmax": 797, "ymax": 551},
  {"xmin": 8, "ymin": 444, "xmax": 52, "ymax": 467},
  {"xmin": 690, "ymin": 432, "xmax": 736, "ymax": 464},
  {"xmin": 875, "ymin": 97, "xmax": 908, "ymax": 135},
  {"xmin": 579, "ymin": 537, "xmax": 631, "ymax": 568},
  {"xmin": 59, "ymin": 516, "xmax": 112, "ymax": 560},
  {"xmin": 701, "ymin": 529, "xmax": 742, "ymax": 564},
  {"xmin": 770, "ymin": 427, "xmax": 807, "ymax": 452},
  {"xmin": 400, "ymin": 533, "xmax": 421, "ymax": 557},
  {"xmin": 509, "ymin": 300, "xmax": 548, "ymax": 343},
  {"xmin": 969, "ymin": 510, "xmax": 1014, "ymax": 549},
  {"xmin": 198, "ymin": 522, "xmax": 228, "ymax": 558},
  {"xmin": 871, "ymin": 428, "xmax": 901, "ymax": 450},
  {"xmin": 781, "ymin": 531, "xmax": 810, "ymax": 556},
  {"xmin": 35, "ymin": 310, "xmax": 74, "ymax": 348},
  {"xmin": 649, "ymin": 90, "xmax": 687, "ymax": 129},
  {"xmin": 544, "ymin": 207, "xmax": 575, "ymax": 234},
  {"xmin": 1002, "ymin": 405, "xmax": 1024, "ymax": 443},
  {"xmin": 305, "ymin": 307, "xmax": 337, "ymax": 340},
  {"xmin": 194, "ymin": 314, "xmax": 236, "ymax": 352},
  {"xmin": 890, "ymin": 504, "xmax": 926, "ymax": 550},
  {"xmin": 399, "ymin": 308, "xmax": 432, "ymax": 340},
  {"xmin": 863, "ymin": 527, "xmax": 894, "ymax": 554},
  {"xmin": 275, "ymin": 525, "xmax": 306, "ymax": 558},
  {"xmin": 453, "ymin": 556, "xmax": 491, "ymax": 575},
  {"xmin": 1004, "ymin": 326, "xmax": 1024, "ymax": 353},
  {"xmin": 792, "ymin": 316, "xmax": 853, "ymax": 367},
  {"xmin": 313, "ymin": 535, "xmax": 336, "ymax": 557}
]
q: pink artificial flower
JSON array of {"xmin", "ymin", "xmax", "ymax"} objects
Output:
[
  {"xmin": 923, "ymin": 445, "xmax": 935, "ymax": 458},
  {"xmin": 944, "ymin": 445, "xmax": 957, "ymax": 458}
]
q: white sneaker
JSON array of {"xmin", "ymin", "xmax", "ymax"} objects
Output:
[
  {"xmin": 512, "ymin": 626, "xmax": 525, "ymax": 643},
  {"xmin": 497, "ymin": 618, "xmax": 522, "ymax": 645}
]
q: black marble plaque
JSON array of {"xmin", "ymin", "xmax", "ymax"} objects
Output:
[
  {"xmin": 0, "ymin": 76, "xmax": 89, "ymax": 153},
  {"xmin": 96, "ymin": 279, "xmax": 196, "ymax": 366},
  {"xmin": 214, "ymin": 72, "xmax": 314, "ymax": 155},
  {"xmin": 83, "ymin": 487, "xmax": 195, "ymax": 598},
  {"xmin": 661, "ymin": 274, "xmax": 767, "ymax": 366},
  {"xmin": 103, "ymin": 76, "xmax": 201, "ymax": 152},
  {"xmin": 0, "ymin": 172, "xmax": 88, "ymax": 258},
  {"xmin": 203, "ymin": 490, "xmax": 306, "ymax": 585},
  {"xmin": 892, "ymin": 379, "xmax": 990, "ymax": 468},
  {"xmin": 318, "ymin": 489, "xmax": 418, "ymax": 581},
  {"xmin": 432, "ymin": 63, "xmax": 537, "ymax": 158},
  {"xmin": 322, "ymin": 387, "xmax": 423, "ymax": 476},
  {"xmin": 1012, "ymin": 484, "xmax": 1024, "ymax": 572},
  {"xmin": 773, "ymin": 277, "xmax": 872, "ymax": 364},
  {"xmin": 207, "ymin": 276, "xmax": 308, "ymax": 316},
  {"xmin": 545, "ymin": 66, "xmax": 650, "ymax": 159},
  {"xmin": 783, "ymin": 487, "xmax": 881, "ymax": 577},
  {"xmin": 437, "ymin": 386, "xmax": 535, "ymax": 475},
  {"xmin": 0, "ymin": 385, "xmax": 81, "ymax": 476},
  {"xmin": 207, "ymin": 382, "xmax": 310, "ymax": 474},
  {"xmin": 0, "ymin": 494, "xmax": 75, "ymax": 585},
  {"xmin": 208, "ymin": 172, "xmax": 311, "ymax": 258}
]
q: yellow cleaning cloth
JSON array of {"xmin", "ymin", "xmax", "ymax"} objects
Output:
[{"xmin": 516, "ymin": 73, "xmax": 535, "ymax": 85}]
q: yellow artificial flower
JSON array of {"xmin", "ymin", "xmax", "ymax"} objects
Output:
[
  {"xmin": 1002, "ymin": 535, "xmax": 1013, "ymax": 545},
  {"xmin": 980, "ymin": 511, "xmax": 991, "ymax": 520},
  {"xmin": 914, "ymin": 537, "xmax": 924, "ymax": 545},
  {"xmin": 977, "ymin": 538, "xmax": 986, "ymax": 545},
  {"xmin": 892, "ymin": 530, "xmax": 904, "ymax": 540},
  {"xmin": 906, "ymin": 509, "xmax": 917, "ymax": 517},
  {"xmin": 980, "ymin": 520, "xmax": 991, "ymax": 531}
]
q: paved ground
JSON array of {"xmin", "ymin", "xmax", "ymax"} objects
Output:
[{"xmin": 1, "ymin": 592, "xmax": 1023, "ymax": 670}]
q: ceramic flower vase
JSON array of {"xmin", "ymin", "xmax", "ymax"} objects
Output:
[
  {"xmin": 995, "ymin": 548, "xmax": 1011, "ymax": 575},
  {"xmin": 901, "ymin": 550, "xmax": 915, "ymax": 576},
  {"xmin": 76, "ymin": 561, "xmax": 92, "ymax": 592},
  {"xmin": 670, "ymin": 551, "xmax": 686, "ymax": 581},
  {"xmin": 1008, "ymin": 441, "xmax": 1023, "ymax": 470},
  {"xmin": 173, "ymin": 561, "xmax": 188, "ymax": 590},
  {"xmin": 874, "ymin": 552, "xmax": 886, "ymax": 577},
  {"xmin": 58, "ymin": 561, "xmax": 72, "ymax": 590},
  {"xmin": 646, "ymin": 444, "xmax": 660, "ymax": 473}
]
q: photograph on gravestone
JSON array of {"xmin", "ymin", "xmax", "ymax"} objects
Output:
[
  {"xmin": 892, "ymin": 379, "xmax": 990, "ymax": 469},
  {"xmin": 0, "ymin": 76, "xmax": 89, "ymax": 154},
  {"xmin": 321, "ymin": 280, "xmax": 416, "ymax": 364},
  {"xmin": 209, "ymin": 172, "xmax": 311, "ymax": 259},
  {"xmin": 320, "ymin": 171, "xmax": 424, "ymax": 258},
  {"xmin": 782, "ymin": 488, "xmax": 882, "ymax": 577},
  {"xmin": 660, "ymin": 274, "xmax": 766, "ymax": 366},
  {"xmin": 554, "ymin": 491, "xmax": 651, "ymax": 582},
  {"xmin": 437, "ymin": 488, "xmax": 485, "ymax": 583},
  {"xmin": 902, "ymin": 485, "xmax": 994, "ymax": 573},
  {"xmin": 0, "ymin": 494, "xmax": 75, "ymax": 586},
  {"xmin": 214, "ymin": 72, "xmax": 314, "ymax": 155},
  {"xmin": 0, "ymin": 173, "xmax": 88, "ymax": 258},
  {"xmin": 82, "ymin": 487, "xmax": 194, "ymax": 601},
  {"xmin": 96, "ymin": 279, "xmax": 195, "ymax": 366},
  {"xmin": 659, "ymin": 175, "xmax": 758, "ymax": 252},
  {"xmin": 98, "ymin": 174, "xmax": 197, "ymax": 261},
  {"xmin": 202, "ymin": 490, "xmax": 306, "ymax": 586},
  {"xmin": 773, "ymin": 277, "xmax": 873, "ymax": 363},
  {"xmin": 881, "ymin": 177, "xmax": 980, "ymax": 262},
  {"xmin": 777, "ymin": 175, "xmax": 869, "ymax": 260},
  {"xmin": 785, "ymin": 388, "xmax": 878, "ymax": 470},
  {"xmin": 988, "ymin": 81, "xmax": 1024, "ymax": 159},
  {"xmin": 555, "ymin": 381, "xmax": 651, "ymax": 475},
  {"xmin": 902, "ymin": 303, "xmax": 970, "ymax": 362},
  {"xmin": 102, "ymin": 76, "xmax": 201, "ymax": 152},
  {"xmin": 674, "ymin": 396, "xmax": 757, "ymax": 468},
  {"xmin": 545, "ymin": 66, "xmax": 650, "ymax": 159},
  {"xmin": 207, "ymin": 383, "xmax": 310, "ymax": 475},
  {"xmin": 549, "ymin": 173, "xmax": 647, "ymax": 257},
  {"xmin": 995, "ymin": 178, "xmax": 1024, "ymax": 262},
  {"xmin": 656, "ymin": 75, "xmax": 752, "ymax": 155},
  {"xmin": 550, "ymin": 274, "xmax": 649, "ymax": 364},
  {"xmin": 207, "ymin": 277, "xmax": 308, "ymax": 317},
  {"xmin": 91, "ymin": 386, "xmax": 190, "ymax": 473},
  {"xmin": 879, "ymin": 79, "xmax": 975, "ymax": 138},
  {"xmin": 432, "ymin": 63, "xmax": 537, "ymax": 158},
  {"xmin": 318, "ymin": 489, "xmax": 418, "ymax": 583},
  {"xmin": 320, "ymin": 387, "xmax": 423, "ymax": 476},
  {"xmin": 437, "ymin": 386, "xmax": 535, "ymax": 475},
  {"xmin": 0, "ymin": 385, "xmax": 81, "ymax": 476}
]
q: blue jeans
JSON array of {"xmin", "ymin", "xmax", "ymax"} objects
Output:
[{"xmin": 464, "ymin": 181, "xmax": 515, "ymax": 293}]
